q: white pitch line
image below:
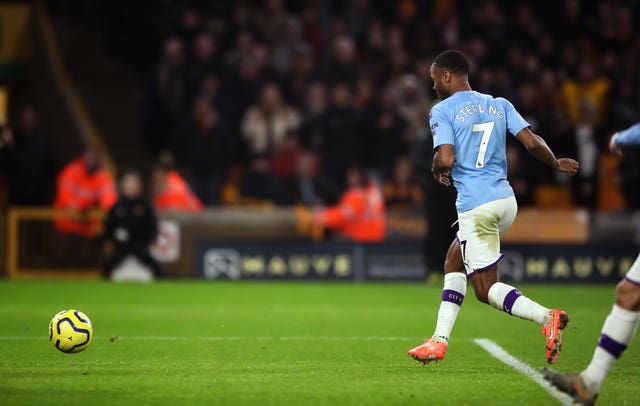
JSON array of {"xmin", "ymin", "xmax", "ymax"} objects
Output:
[
  {"xmin": 0, "ymin": 335, "xmax": 412, "ymax": 341},
  {"xmin": 474, "ymin": 338, "xmax": 574, "ymax": 406}
]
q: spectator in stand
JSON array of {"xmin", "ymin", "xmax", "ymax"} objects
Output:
[
  {"xmin": 389, "ymin": 74, "xmax": 430, "ymax": 140},
  {"xmin": 0, "ymin": 106, "xmax": 57, "ymax": 205},
  {"xmin": 312, "ymin": 166, "xmax": 386, "ymax": 243},
  {"xmin": 178, "ymin": 98, "xmax": 232, "ymax": 205},
  {"xmin": 150, "ymin": 154, "xmax": 203, "ymax": 213},
  {"xmin": 353, "ymin": 77, "xmax": 376, "ymax": 115},
  {"xmin": 565, "ymin": 100, "xmax": 606, "ymax": 209},
  {"xmin": 506, "ymin": 143, "xmax": 534, "ymax": 207},
  {"xmin": 238, "ymin": 154, "xmax": 282, "ymax": 206},
  {"xmin": 562, "ymin": 61, "xmax": 611, "ymax": 126},
  {"xmin": 271, "ymin": 16, "xmax": 307, "ymax": 78},
  {"xmin": 177, "ymin": 8, "xmax": 202, "ymax": 50},
  {"xmin": 534, "ymin": 70, "xmax": 567, "ymax": 140},
  {"xmin": 219, "ymin": 53, "xmax": 265, "ymax": 143},
  {"xmin": 241, "ymin": 82, "xmax": 300, "ymax": 157},
  {"xmin": 281, "ymin": 44, "xmax": 318, "ymax": 106},
  {"xmin": 186, "ymin": 31, "xmax": 220, "ymax": 100},
  {"xmin": 270, "ymin": 130, "xmax": 302, "ymax": 179},
  {"xmin": 320, "ymin": 83, "xmax": 365, "ymax": 187},
  {"xmin": 223, "ymin": 29, "xmax": 255, "ymax": 72},
  {"xmin": 142, "ymin": 36, "xmax": 186, "ymax": 153},
  {"xmin": 282, "ymin": 151, "xmax": 339, "ymax": 207},
  {"xmin": 383, "ymin": 156, "xmax": 423, "ymax": 212},
  {"xmin": 326, "ymin": 35, "xmax": 359, "ymax": 85},
  {"xmin": 299, "ymin": 81, "xmax": 327, "ymax": 151},
  {"xmin": 366, "ymin": 86, "xmax": 409, "ymax": 175},
  {"xmin": 101, "ymin": 170, "xmax": 164, "ymax": 279},
  {"xmin": 130, "ymin": 0, "xmax": 640, "ymax": 214},
  {"xmin": 193, "ymin": 72, "xmax": 221, "ymax": 111},
  {"xmin": 254, "ymin": 0, "xmax": 290, "ymax": 45},
  {"xmin": 54, "ymin": 146, "xmax": 117, "ymax": 237},
  {"xmin": 610, "ymin": 80, "xmax": 638, "ymax": 130}
]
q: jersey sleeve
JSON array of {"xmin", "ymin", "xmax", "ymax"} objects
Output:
[
  {"xmin": 429, "ymin": 105, "xmax": 455, "ymax": 149},
  {"xmin": 615, "ymin": 123, "xmax": 640, "ymax": 146},
  {"xmin": 502, "ymin": 98, "xmax": 530, "ymax": 136}
]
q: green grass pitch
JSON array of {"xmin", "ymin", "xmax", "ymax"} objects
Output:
[{"xmin": 1, "ymin": 281, "xmax": 639, "ymax": 405}]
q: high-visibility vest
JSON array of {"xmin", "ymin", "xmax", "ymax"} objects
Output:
[
  {"xmin": 154, "ymin": 170, "xmax": 203, "ymax": 213},
  {"xmin": 318, "ymin": 183, "xmax": 386, "ymax": 242},
  {"xmin": 53, "ymin": 158, "xmax": 117, "ymax": 236}
]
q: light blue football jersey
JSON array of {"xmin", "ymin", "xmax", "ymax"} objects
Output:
[
  {"xmin": 429, "ymin": 90, "xmax": 530, "ymax": 212},
  {"xmin": 615, "ymin": 123, "xmax": 640, "ymax": 146}
]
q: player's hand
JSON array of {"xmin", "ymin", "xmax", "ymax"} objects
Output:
[
  {"xmin": 556, "ymin": 158, "xmax": 579, "ymax": 175},
  {"xmin": 609, "ymin": 133, "xmax": 623, "ymax": 157},
  {"xmin": 434, "ymin": 170, "xmax": 452, "ymax": 187}
]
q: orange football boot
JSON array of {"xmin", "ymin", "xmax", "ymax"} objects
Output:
[
  {"xmin": 542, "ymin": 309, "xmax": 569, "ymax": 364},
  {"xmin": 408, "ymin": 338, "xmax": 447, "ymax": 364}
]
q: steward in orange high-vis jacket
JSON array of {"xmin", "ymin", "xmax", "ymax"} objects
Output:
[
  {"xmin": 151, "ymin": 166, "xmax": 203, "ymax": 213},
  {"xmin": 312, "ymin": 167, "xmax": 386, "ymax": 242},
  {"xmin": 53, "ymin": 148, "xmax": 117, "ymax": 236}
]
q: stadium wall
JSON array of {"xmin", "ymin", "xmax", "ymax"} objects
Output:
[{"xmin": 5, "ymin": 207, "xmax": 638, "ymax": 282}]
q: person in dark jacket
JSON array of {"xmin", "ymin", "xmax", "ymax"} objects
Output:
[
  {"xmin": 319, "ymin": 83, "xmax": 366, "ymax": 187},
  {"xmin": 282, "ymin": 151, "xmax": 339, "ymax": 206},
  {"xmin": 0, "ymin": 106, "xmax": 57, "ymax": 205},
  {"xmin": 101, "ymin": 170, "xmax": 163, "ymax": 279},
  {"xmin": 176, "ymin": 98, "xmax": 233, "ymax": 205}
]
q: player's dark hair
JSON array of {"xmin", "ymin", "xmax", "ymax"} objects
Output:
[{"xmin": 433, "ymin": 50, "xmax": 470, "ymax": 74}]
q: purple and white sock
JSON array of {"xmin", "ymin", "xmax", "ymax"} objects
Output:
[
  {"xmin": 432, "ymin": 272, "xmax": 467, "ymax": 341},
  {"xmin": 581, "ymin": 304, "xmax": 640, "ymax": 392},
  {"xmin": 487, "ymin": 282, "xmax": 549, "ymax": 325}
]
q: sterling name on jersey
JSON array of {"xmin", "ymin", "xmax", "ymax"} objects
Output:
[{"xmin": 430, "ymin": 90, "xmax": 529, "ymax": 212}]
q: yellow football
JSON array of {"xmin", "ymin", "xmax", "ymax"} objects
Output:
[{"xmin": 49, "ymin": 309, "xmax": 93, "ymax": 353}]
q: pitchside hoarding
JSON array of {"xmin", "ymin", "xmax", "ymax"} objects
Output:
[
  {"xmin": 500, "ymin": 244, "xmax": 638, "ymax": 283},
  {"xmin": 197, "ymin": 242, "xmax": 426, "ymax": 281},
  {"xmin": 197, "ymin": 242, "xmax": 637, "ymax": 282}
]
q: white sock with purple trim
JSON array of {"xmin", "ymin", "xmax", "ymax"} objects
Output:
[
  {"xmin": 487, "ymin": 282, "xmax": 549, "ymax": 325},
  {"xmin": 581, "ymin": 304, "xmax": 640, "ymax": 392},
  {"xmin": 432, "ymin": 272, "xmax": 467, "ymax": 342}
]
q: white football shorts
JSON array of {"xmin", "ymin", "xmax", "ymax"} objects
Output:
[
  {"xmin": 624, "ymin": 254, "xmax": 640, "ymax": 285},
  {"xmin": 456, "ymin": 196, "xmax": 517, "ymax": 277}
]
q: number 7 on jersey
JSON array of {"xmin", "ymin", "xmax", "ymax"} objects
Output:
[{"xmin": 472, "ymin": 121, "xmax": 495, "ymax": 168}]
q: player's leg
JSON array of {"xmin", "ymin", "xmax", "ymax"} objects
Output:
[
  {"xmin": 544, "ymin": 269, "xmax": 640, "ymax": 406},
  {"xmin": 470, "ymin": 267, "xmax": 551, "ymax": 324},
  {"xmin": 581, "ymin": 279, "xmax": 640, "ymax": 391},
  {"xmin": 550, "ymin": 254, "xmax": 640, "ymax": 401},
  {"xmin": 463, "ymin": 197, "xmax": 568, "ymax": 363},
  {"xmin": 408, "ymin": 238, "xmax": 466, "ymax": 363},
  {"xmin": 470, "ymin": 262, "xmax": 569, "ymax": 364},
  {"xmin": 432, "ymin": 238, "xmax": 466, "ymax": 341}
]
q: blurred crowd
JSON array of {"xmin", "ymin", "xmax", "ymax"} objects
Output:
[
  {"xmin": 131, "ymin": 0, "xmax": 640, "ymax": 211},
  {"xmin": 2, "ymin": 0, "xmax": 640, "ymax": 218}
]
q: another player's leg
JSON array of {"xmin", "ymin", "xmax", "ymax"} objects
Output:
[
  {"xmin": 408, "ymin": 238, "xmax": 466, "ymax": 364},
  {"xmin": 470, "ymin": 267, "xmax": 569, "ymax": 364},
  {"xmin": 544, "ymin": 254, "xmax": 640, "ymax": 405}
]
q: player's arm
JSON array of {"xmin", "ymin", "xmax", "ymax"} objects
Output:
[
  {"xmin": 515, "ymin": 127, "xmax": 579, "ymax": 175},
  {"xmin": 429, "ymin": 106, "xmax": 455, "ymax": 187},
  {"xmin": 609, "ymin": 123, "xmax": 640, "ymax": 157},
  {"xmin": 432, "ymin": 144, "xmax": 455, "ymax": 187}
]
